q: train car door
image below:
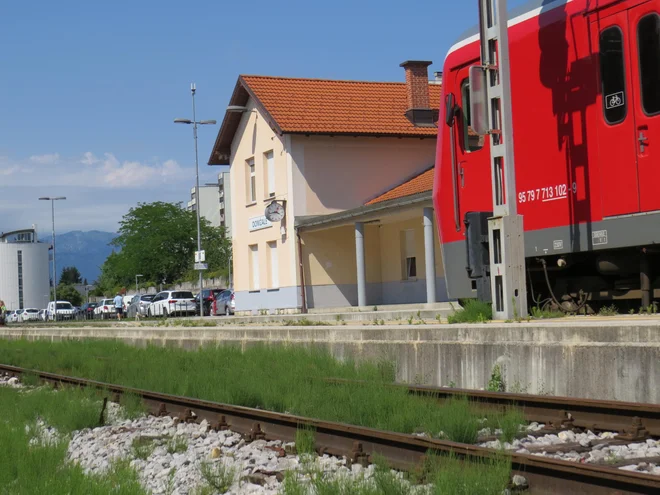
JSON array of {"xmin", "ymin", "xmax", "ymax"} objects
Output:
[
  {"xmin": 628, "ymin": 1, "xmax": 660, "ymax": 212},
  {"xmin": 453, "ymin": 66, "xmax": 490, "ymax": 220},
  {"xmin": 593, "ymin": 1, "xmax": 660, "ymax": 215},
  {"xmin": 592, "ymin": 8, "xmax": 640, "ymax": 217}
]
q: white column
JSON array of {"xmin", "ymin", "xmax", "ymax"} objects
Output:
[
  {"xmin": 355, "ymin": 222, "xmax": 367, "ymax": 307},
  {"xmin": 423, "ymin": 207, "xmax": 437, "ymax": 304}
]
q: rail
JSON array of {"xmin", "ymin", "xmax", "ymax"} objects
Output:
[
  {"xmin": 1, "ymin": 363, "xmax": 659, "ymax": 494},
  {"xmin": 323, "ymin": 378, "xmax": 660, "ymax": 439}
]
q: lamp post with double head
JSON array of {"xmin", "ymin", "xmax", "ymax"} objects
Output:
[
  {"xmin": 174, "ymin": 83, "xmax": 216, "ymax": 316},
  {"xmin": 39, "ymin": 196, "xmax": 66, "ymax": 321}
]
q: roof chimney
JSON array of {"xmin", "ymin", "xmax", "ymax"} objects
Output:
[{"xmin": 400, "ymin": 60, "xmax": 438, "ymax": 128}]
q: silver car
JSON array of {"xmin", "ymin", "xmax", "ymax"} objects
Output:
[{"xmin": 126, "ymin": 294, "xmax": 154, "ymax": 317}]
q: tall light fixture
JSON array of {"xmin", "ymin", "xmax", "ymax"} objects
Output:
[
  {"xmin": 39, "ymin": 196, "xmax": 66, "ymax": 321},
  {"xmin": 174, "ymin": 83, "xmax": 216, "ymax": 316}
]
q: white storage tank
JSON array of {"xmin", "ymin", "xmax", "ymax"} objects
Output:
[{"xmin": 0, "ymin": 228, "xmax": 50, "ymax": 310}]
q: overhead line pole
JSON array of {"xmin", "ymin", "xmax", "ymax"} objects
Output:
[{"xmin": 476, "ymin": 0, "xmax": 528, "ymax": 319}]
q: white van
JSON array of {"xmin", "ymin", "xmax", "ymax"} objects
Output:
[{"xmin": 47, "ymin": 301, "xmax": 75, "ymax": 321}]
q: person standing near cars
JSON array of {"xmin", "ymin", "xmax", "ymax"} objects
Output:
[{"xmin": 113, "ymin": 293, "xmax": 124, "ymax": 321}]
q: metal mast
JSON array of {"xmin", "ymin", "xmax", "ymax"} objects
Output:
[{"xmin": 476, "ymin": 0, "xmax": 528, "ymax": 319}]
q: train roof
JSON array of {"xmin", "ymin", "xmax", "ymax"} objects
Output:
[{"xmin": 451, "ymin": 0, "xmax": 570, "ymax": 53}]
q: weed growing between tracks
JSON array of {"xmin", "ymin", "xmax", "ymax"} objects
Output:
[
  {"xmin": 280, "ymin": 452, "xmax": 511, "ymax": 495},
  {"xmin": 0, "ymin": 340, "xmax": 525, "ymax": 445},
  {"xmin": 0, "ymin": 385, "xmax": 146, "ymax": 494}
]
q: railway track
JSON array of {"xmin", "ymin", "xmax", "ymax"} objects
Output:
[
  {"xmin": 324, "ymin": 378, "xmax": 660, "ymax": 439},
  {"xmin": 2, "ymin": 363, "xmax": 659, "ymax": 494}
]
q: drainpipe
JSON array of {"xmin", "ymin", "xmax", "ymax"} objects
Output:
[{"xmin": 297, "ymin": 229, "xmax": 308, "ymax": 314}]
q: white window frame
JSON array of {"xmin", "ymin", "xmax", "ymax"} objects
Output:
[
  {"xmin": 265, "ymin": 150, "xmax": 275, "ymax": 198},
  {"xmin": 247, "ymin": 158, "xmax": 256, "ymax": 204},
  {"xmin": 267, "ymin": 241, "xmax": 279, "ymax": 289},
  {"xmin": 249, "ymin": 244, "xmax": 260, "ymax": 290},
  {"xmin": 401, "ymin": 229, "xmax": 417, "ymax": 281}
]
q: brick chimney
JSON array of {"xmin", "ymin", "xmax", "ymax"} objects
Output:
[{"xmin": 400, "ymin": 60, "xmax": 437, "ymax": 127}]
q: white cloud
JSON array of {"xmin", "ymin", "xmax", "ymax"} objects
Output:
[
  {"xmin": 0, "ymin": 165, "xmax": 20, "ymax": 176},
  {"xmin": 98, "ymin": 153, "xmax": 186, "ymax": 189},
  {"xmin": 81, "ymin": 152, "xmax": 99, "ymax": 165},
  {"xmin": 29, "ymin": 153, "xmax": 60, "ymax": 165}
]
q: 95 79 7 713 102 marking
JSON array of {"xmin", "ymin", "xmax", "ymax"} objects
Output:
[{"xmin": 518, "ymin": 182, "xmax": 577, "ymax": 204}]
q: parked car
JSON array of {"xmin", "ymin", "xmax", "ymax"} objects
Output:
[
  {"xmin": 46, "ymin": 301, "xmax": 75, "ymax": 321},
  {"xmin": 122, "ymin": 295, "xmax": 134, "ymax": 311},
  {"xmin": 126, "ymin": 294, "xmax": 154, "ymax": 318},
  {"xmin": 93, "ymin": 299, "xmax": 116, "ymax": 319},
  {"xmin": 77, "ymin": 302, "xmax": 98, "ymax": 320},
  {"xmin": 38, "ymin": 309, "xmax": 47, "ymax": 321},
  {"xmin": 147, "ymin": 291, "xmax": 196, "ymax": 317},
  {"xmin": 18, "ymin": 308, "xmax": 40, "ymax": 322},
  {"xmin": 7, "ymin": 310, "xmax": 20, "ymax": 323},
  {"xmin": 212, "ymin": 290, "xmax": 235, "ymax": 316},
  {"xmin": 194, "ymin": 289, "xmax": 226, "ymax": 316}
]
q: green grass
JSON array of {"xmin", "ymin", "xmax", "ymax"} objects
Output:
[
  {"xmin": 199, "ymin": 460, "xmax": 237, "ymax": 492},
  {"xmin": 130, "ymin": 436, "xmax": 157, "ymax": 460},
  {"xmin": 0, "ymin": 385, "xmax": 147, "ymax": 495},
  {"xmin": 280, "ymin": 451, "xmax": 511, "ymax": 495},
  {"xmin": 530, "ymin": 306, "xmax": 565, "ymax": 319},
  {"xmin": 446, "ymin": 300, "xmax": 492, "ymax": 324},
  {"xmin": 295, "ymin": 424, "xmax": 316, "ymax": 456},
  {"xmin": 166, "ymin": 435, "xmax": 188, "ymax": 454},
  {"xmin": 598, "ymin": 304, "xmax": 619, "ymax": 316},
  {"xmin": 283, "ymin": 318, "xmax": 331, "ymax": 326},
  {"xmin": 0, "ymin": 340, "xmax": 524, "ymax": 446}
]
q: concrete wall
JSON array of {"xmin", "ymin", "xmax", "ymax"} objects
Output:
[{"xmin": 3, "ymin": 321, "xmax": 658, "ymax": 403}]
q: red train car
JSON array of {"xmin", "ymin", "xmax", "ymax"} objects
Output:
[{"xmin": 434, "ymin": 0, "xmax": 660, "ymax": 310}]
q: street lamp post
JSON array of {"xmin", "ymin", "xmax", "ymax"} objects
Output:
[
  {"xmin": 39, "ymin": 196, "xmax": 66, "ymax": 321},
  {"xmin": 135, "ymin": 274, "xmax": 143, "ymax": 294},
  {"xmin": 174, "ymin": 83, "xmax": 216, "ymax": 317}
]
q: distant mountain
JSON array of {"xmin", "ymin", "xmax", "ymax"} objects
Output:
[{"xmin": 51, "ymin": 230, "xmax": 117, "ymax": 284}]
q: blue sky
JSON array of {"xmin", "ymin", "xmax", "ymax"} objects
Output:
[{"xmin": 0, "ymin": 0, "xmax": 529, "ymax": 233}]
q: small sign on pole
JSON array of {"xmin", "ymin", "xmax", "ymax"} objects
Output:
[
  {"xmin": 194, "ymin": 262, "xmax": 208, "ymax": 271},
  {"xmin": 194, "ymin": 250, "xmax": 206, "ymax": 263}
]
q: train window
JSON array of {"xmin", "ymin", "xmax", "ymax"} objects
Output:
[
  {"xmin": 461, "ymin": 79, "xmax": 485, "ymax": 152},
  {"xmin": 637, "ymin": 14, "xmax": 660, "ymax": 116},
  {"xmin": 599, "ymin": 27, "xmax": 627, "ymax": 124}
]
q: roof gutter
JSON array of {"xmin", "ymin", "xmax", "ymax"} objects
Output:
[{"xmin": 295, "ymin": 191, "xmax": 433, "ymax": 231}]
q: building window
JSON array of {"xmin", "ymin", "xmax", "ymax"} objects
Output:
[
  {"xmin": 265, "ymin": 150, "xmax": 275, "ymax": 198},
  {"xmin": 461, "ymin": 79, "xmax": 485, "ymax": 152},
  {"xmin": 267, "ymin": 241, "xmax": 279, "ymax": 289},
  {"xmin": 247, "ymin": 158, "xmax": 256, "ymax": 203},
  {"xmin": 249, "ymin": 244, "xmax": 260, "ymax": 290},
  {"xmin": 600, "ymin": 26, "xmax": 627, "ymax": 125},
  {"xmin": 17, "ymin": 250, "xmax": 23, "ymax": 308},
  {"xmin": 638, "ymin": 14, "xmax": 660, "ymax": 116},
  {"xmin": 400, "ymin": 230, "xmax": 417, "ymax": 280}
]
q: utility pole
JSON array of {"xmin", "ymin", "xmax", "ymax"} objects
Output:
[
  {"xmin": 473, "ymin": 0, "xmax": 528, "ymax": 319},
  {"xmin": 174, "ymin": 85, "xmax": 216, "ymax": 317}
]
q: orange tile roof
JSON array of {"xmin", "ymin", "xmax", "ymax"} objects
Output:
[
  {"xmin": 241, "ymin": 75, "xmax": 441, "ymax": 136},
  {"xmin": 366, "ymin": 167, "xmax": 434, "ymax": 205}
]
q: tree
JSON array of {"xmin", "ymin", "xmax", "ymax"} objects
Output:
[
  {"xmin": 54, "ymin": 285, "xmax": 83, "ymax": 306},
  {"xmin": 60, "ymin": 266, "xmax": 82, "ymax": 285},
  {"xmin": 96, "ymin": 201, "xmax": 231, "ymax": 294}
]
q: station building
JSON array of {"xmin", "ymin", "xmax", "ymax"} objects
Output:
[
  {"xmin": 208, "ymin": 61, "xmax": 448, "ymax": 314},
  {"xmin": 0, "ymin": 228, "xmax": 50, "ymax": 310}
]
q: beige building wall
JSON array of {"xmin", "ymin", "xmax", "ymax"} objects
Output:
[
  {"xmin": 229, "ymin": 99, "xmax": 299, "ymax": 312},
  {"xmin": 290, "ymin": 136, "xmax": 436, "ymax": 217}
]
